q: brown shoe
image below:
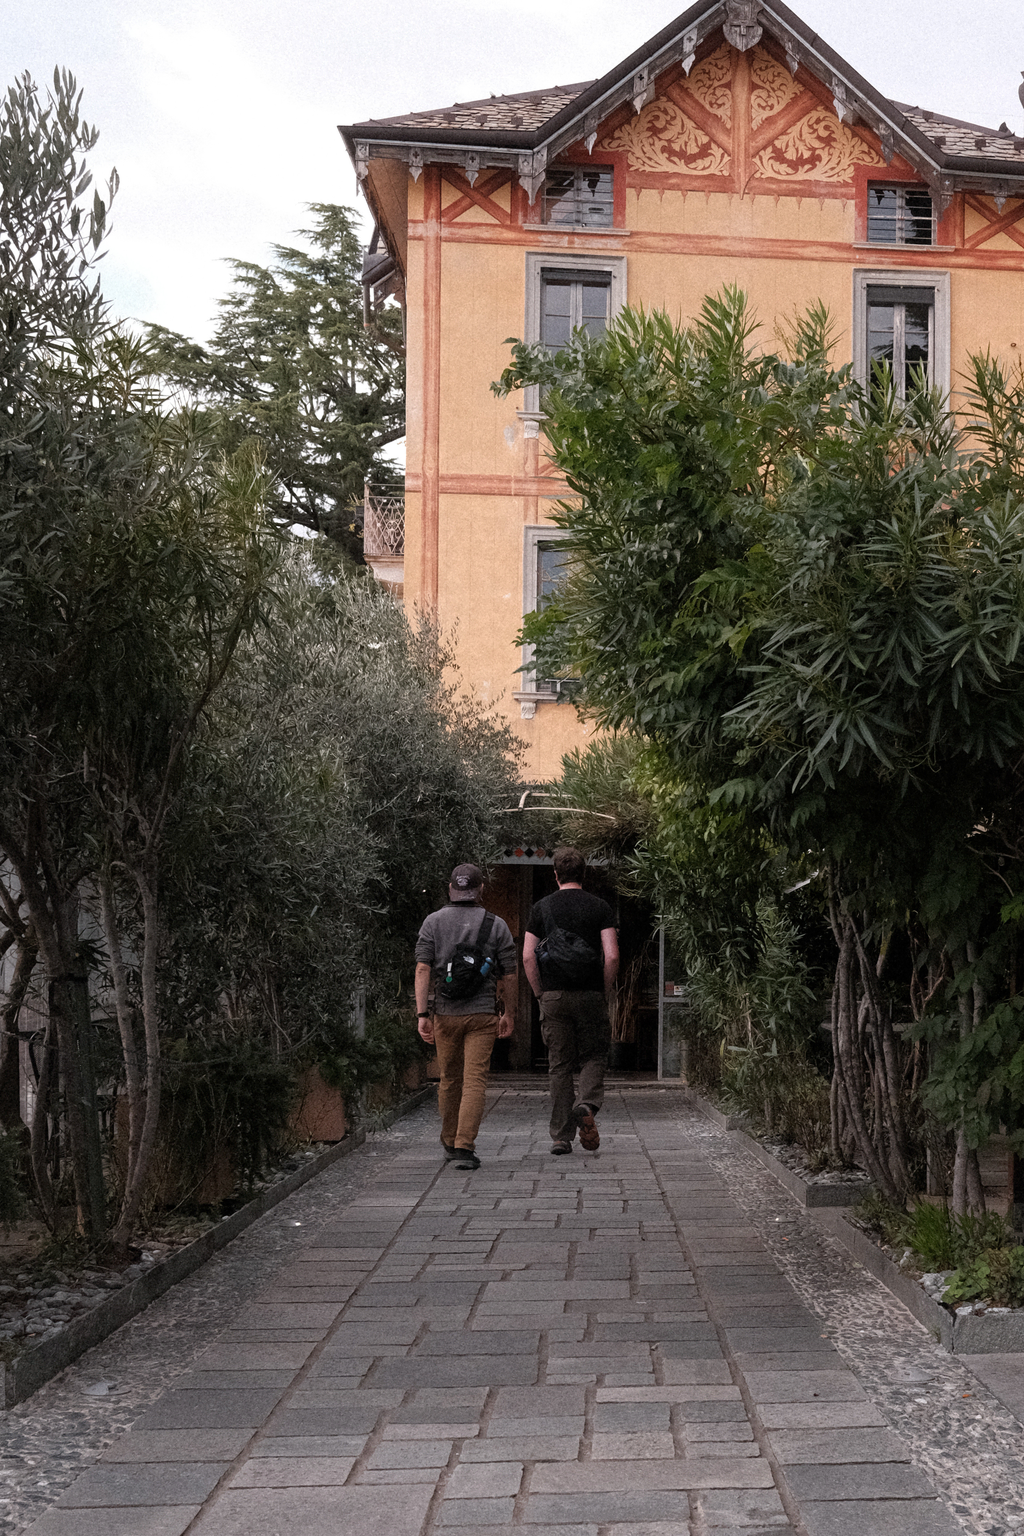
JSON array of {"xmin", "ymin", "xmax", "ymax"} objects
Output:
[{"xmin": 573, "ymin": 1105, "xmax": 600, "ymax": 1151}]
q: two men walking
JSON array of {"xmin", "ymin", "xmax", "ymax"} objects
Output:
[{"xmin": 415, "ymin": 848, "xmax": 618, "ymax": 1167}]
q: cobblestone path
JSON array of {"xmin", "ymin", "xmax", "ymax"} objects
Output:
[{"xmin": 11, "ymin": 1086, "xmax": 1024, "ymax": 1536}]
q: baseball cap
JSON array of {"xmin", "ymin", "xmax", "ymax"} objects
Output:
[{"xmin": 449, "ymin": 863, "xmax": 484, "ymax": 900}]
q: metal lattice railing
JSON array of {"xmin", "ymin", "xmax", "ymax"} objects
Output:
[{"xmin": 363, "ymin": 486, "xmax": 405, "ymax": 559}]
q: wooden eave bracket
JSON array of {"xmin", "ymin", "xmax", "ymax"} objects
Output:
[
  {"xmin": 631, "ymin": 67, "xmax": 655, "ymax": 115},
  {"xmin": 517, "ymin": 148, "xmax": 548, "ymax": 205}
]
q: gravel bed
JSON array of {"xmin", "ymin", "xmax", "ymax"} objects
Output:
[
  {"xmin": 757, "ymin": 1133, "xmax": 873, "ymax": 1187},
  {"xmin": 681, "ymin": 1106, "xmax": 1024, "ymax": 1536},
  {"xmin": 0, "ymin": 1143, "xmax": 333, "ymax": 1363},
  {"xmin": 0, "ymin": 1115, "xmax": 429, "ymax": 1535}
]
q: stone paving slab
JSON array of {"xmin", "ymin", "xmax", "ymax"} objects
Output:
[
  {"xmin": 9, "ymin": 1087, "xmax": 1024, "ymax": 1536},
  {"xmin": 23, "ymin": 1512, "xmax": 201, "ymax": 1536}
]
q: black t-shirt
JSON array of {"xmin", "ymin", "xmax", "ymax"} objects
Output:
[{"xmin": 526, "ymin": 888, "xmax": 616, "ymax": 991}]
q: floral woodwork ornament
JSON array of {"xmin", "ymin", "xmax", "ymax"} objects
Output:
[
  {"xmin": 687, "ymin": 46, "xmax": 733, "ymax": 126},
  {"xmin": 600, "ymin": 96, "xmax": 729, "ymax": 175},
  {"xmin": 597, "ymin": 41, "xmax": 882, "ymax": 184},
  {"xmin": 754, "ymin": 109, "xmax": 886, "ymax": 181},
  {"xmin": 749, "ymin": 48, "xmax": 801, "ymax": 129}
]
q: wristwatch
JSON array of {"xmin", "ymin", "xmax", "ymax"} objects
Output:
[{"xmin": 417, "ymin": 1011, "xmax": 429, "ymax": 1018}]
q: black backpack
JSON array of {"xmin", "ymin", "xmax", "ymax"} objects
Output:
[
  {"xmin": 537, "ymin": 924, "xmax": 601, "ymax": 987},
  {"xmin": 437, "ymin": 910, "xmax": 498, "ymax": 1001}
]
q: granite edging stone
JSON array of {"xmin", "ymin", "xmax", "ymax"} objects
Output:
[{"xmin": 682, "ymin": 1085, "xmax": 868, "ymax": 1205}]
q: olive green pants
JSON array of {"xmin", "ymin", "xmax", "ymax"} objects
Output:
[{"xmin": 540, "ymin": 989, "xmax": 610, "ymax": 1144}]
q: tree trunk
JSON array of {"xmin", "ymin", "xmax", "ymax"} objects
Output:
[
  {"xmin": 98, "ymin": 869, "xmax": 143, "ymax": 1204},
  {"xmin": 828, "ymin": 898, "xmax": 907, "ymax": 1205},
  {"xmin": 110, "ymin": 857, "xmax": 163, "ymax": 1257},
  {"xmin": 28, "ymin": 1011, "xmax": 56, "ymax": 1221},
  {"xmin": 0, "ymin": 806, "xmax": 106, "ymax": 1242},
  {"xmin": 47, "ymin": 968, "xmax": 105, "ymax": 1241},
  {"xmin": 0, "ymin": 926, "xmax": 37, "ymax": 1131},
  {"xmin": 951, "ymin": 1132, "xmax": 986, "ymax": 1216},
  {"xmin": 949, "ymin": 945, "xmax": 986, "ymax": 1217}
]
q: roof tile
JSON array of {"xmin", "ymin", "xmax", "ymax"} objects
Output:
[
  {"xmin": 355, "ymin": 83, "xmax": 593, "ymax": 134},
  {"xmin": 896, "ymin": 103, "xmax": 1024, "ymax": 166},
  {"xmin": 354, "ymin": 83, "xmax": 1024, "ymax": 174}
]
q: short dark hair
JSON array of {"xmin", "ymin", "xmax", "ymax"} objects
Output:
[{"xmin": 553, "ymin": 846, "xmax": 586, "ymax": 884}]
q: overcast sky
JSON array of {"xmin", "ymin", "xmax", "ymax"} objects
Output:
[{"xmin": 5, "ymin": 0, "xmax": 1023, "ymax": 342}]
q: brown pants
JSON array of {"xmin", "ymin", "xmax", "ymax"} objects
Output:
[
  {"xmin": 433, "ymin": 1013, "xmax": 497, "ymax": 1152},
  {"xmin": 540, "ymin": 989, "xmax": 610, "ymax": 1144}
]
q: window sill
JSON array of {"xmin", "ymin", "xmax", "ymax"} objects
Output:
[
  {"xmin": 853, "ymin": 242, "xmax": 955, "ymax": 252},
  {"xmin": 514, "ymin": 688, "xmax": 562, "ymax": 719},
  {"xmin": 523, "ymin": 224, "xmax": 631, "ymax": 236}
]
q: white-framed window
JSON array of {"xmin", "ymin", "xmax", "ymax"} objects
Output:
[
  {"xmin": 521, "ymin": 252, "xmax": 627, "ymax": 420},
  {"xmin": 542, "ymin": 165, "xmax": 614, "ymax": 228},
  {"xmin": 867, "ymin": 183, "xmax": 935, "ymax": 246},
  {"xmin": 852, "ymin": 269, "xmax": 950, "ymax": 399},
  {"xmin": 517, "ymin": 525, "xmax": 573, "ymax": 714}
]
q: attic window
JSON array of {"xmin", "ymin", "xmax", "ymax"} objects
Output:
[
  {"xmin": 542, "ymin": 166, "xmax": 614, "ymax": 227},
  {"xmin": 867, "ymin": 184, "xmax": 934, "ymax": 245}
]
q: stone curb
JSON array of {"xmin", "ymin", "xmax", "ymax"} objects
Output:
[
  {"xmin": 814, "ymin": 1209, "xmax": 1024, "ymax": 1354},
  {"xmin": 681, "ymin": 1083, "xmax": 1024, "ymax": 1355},
  {"xmin": 811, "ymin": 1206, "xmax": 954, "ymax": 1349},
  {"xmin": 679, "ymin": 1086, "xmax": 750, "ymax": 1131},
  {"xmin": 683, "ymin": 1086, "xmax": 868, "ymax": 1202},
  {"xmin": 2, "ymin": 1083, "xmax": 436, "ymax": 1408},
  {"xmin": 730, "ymin": 1128, "xmax": 873, "ymax": 1209}
]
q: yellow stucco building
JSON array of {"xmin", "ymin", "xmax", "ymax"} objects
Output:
[
  {"xmin": 343, "ymin": 0, "xmax": 1024, "ymax": 793},
  {"xmin": 342, "ymin": 0, "xmax": 1024, "ymax": 1071}
]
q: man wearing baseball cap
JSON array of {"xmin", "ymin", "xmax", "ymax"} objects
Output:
[{"xmin": 414, "ymin": 864, "xmax": 517, "ymax": 1170}]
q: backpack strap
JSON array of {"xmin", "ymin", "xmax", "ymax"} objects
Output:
[{"xmin": 478, "ymin": 909, "xmax": 497, "ymax": 964}]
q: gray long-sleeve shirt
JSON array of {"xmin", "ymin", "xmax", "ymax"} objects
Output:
[{"xmin": 415, "ymin": 903, "xmax": 516, "ymax": 1016}]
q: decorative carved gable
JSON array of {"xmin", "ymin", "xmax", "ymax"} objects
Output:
[
  {"xmin": 753, "ymin": 109, "xmax": 886, "ymax": 181},
  {"xmin": 597, "ymin": 47, "xmax": 732, "ymax": 175},
  {"xmin": 599, "ymin": 97, "xmax": 730, "ymax": 174},
  {"xmin": 595, "ymin": 42, "xmax": 888, "ymax": 190}
]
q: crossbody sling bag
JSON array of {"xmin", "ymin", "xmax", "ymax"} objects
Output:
[{"xmin": 436, "ymin": 909, "xmax": 498, "ymax": 1001}]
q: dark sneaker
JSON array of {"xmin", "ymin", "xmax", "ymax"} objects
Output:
[
  {"xmin": 442, "ymin": 1143, "xmax": 459, "ymax": 1160},
  {"xmin": 550, "ymin": 1141, "xmax": 573, "ymax": 1155},
  {"xmin": 573, "ymin": 1104, "xmax": 600, "ymax": 1151},
  {"xmin": 453, "ymin": 1149, "xmax": 481, "ymax": 1170}
]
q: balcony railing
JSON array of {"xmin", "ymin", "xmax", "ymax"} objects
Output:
[{"xmin": 363, "ymin": 484, "xmax": 405, "ymax": 560}]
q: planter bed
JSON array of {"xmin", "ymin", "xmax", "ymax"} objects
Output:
[
  {"xmin": 815, "ymin": 1208, "xmax": 1024, "ymax": 1354},
  {"xmin": 0, "ymin": 1082, "xmax": 434, "ymax": 1408},
  {"xmin": 683, "ymin": 1086, "xmax": 872, "ymax": 1205},
  {"xmin": 680, "ymin": 1086, "xmax": 751, "ymax": 1132}
]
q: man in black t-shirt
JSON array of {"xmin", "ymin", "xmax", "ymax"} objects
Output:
[{"xmin": 523, "ymin": 847, "xmax": 619, "ymax": 1154}]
